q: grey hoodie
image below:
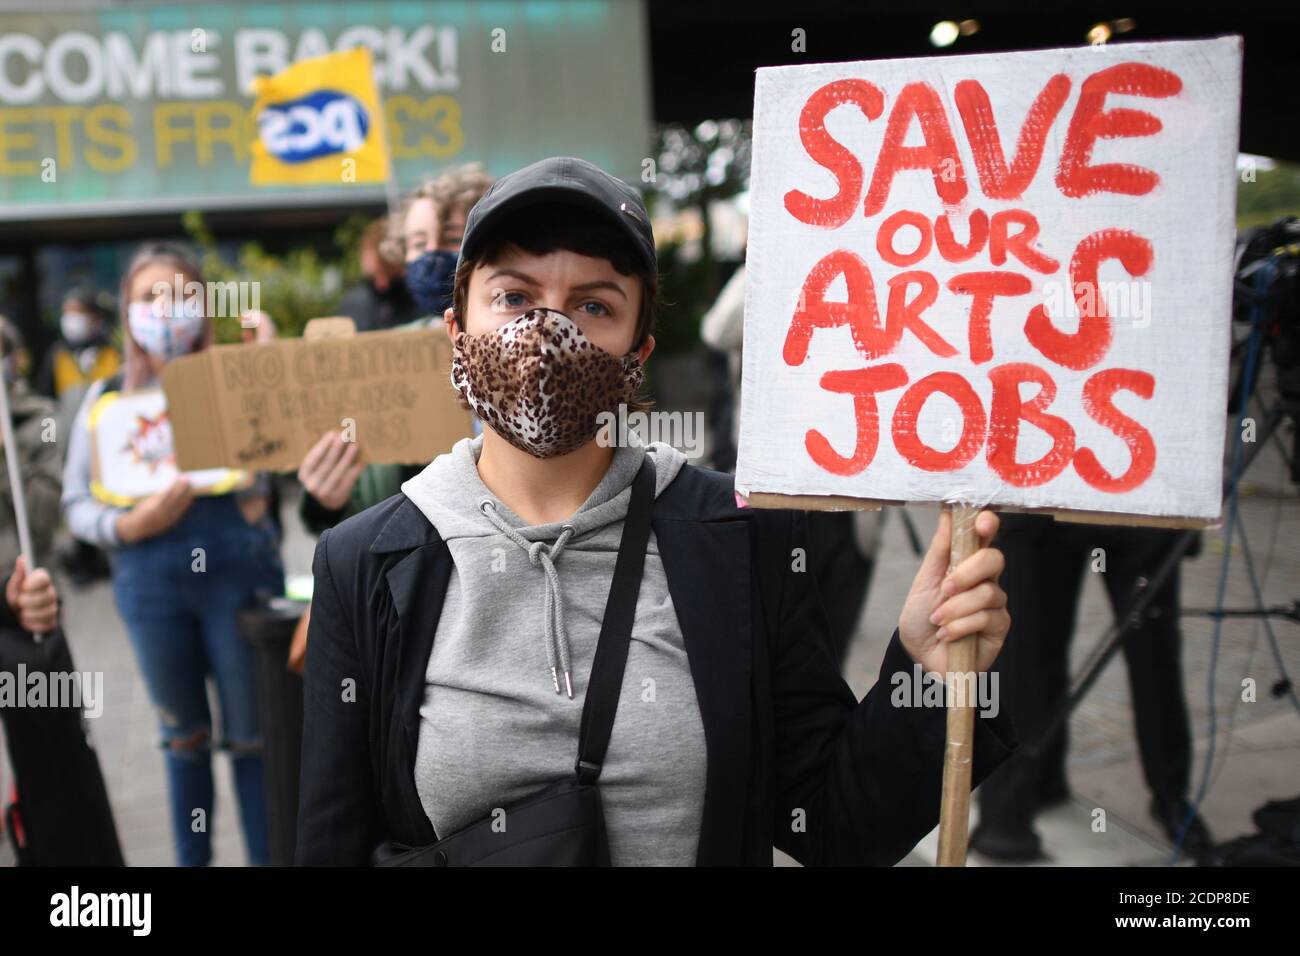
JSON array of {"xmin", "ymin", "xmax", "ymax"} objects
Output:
[{"xmin": 401, "ymin": 433, "xmax": 708, "ymax": 865}]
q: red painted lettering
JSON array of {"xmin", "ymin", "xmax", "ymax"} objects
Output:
[
  {"xmin": 934, "ymin": 209, "xmax": 990, "ymax": 262},
  {"xmin": 955, "ymin": 74, "xmax": 1072, "ymax": 200},
  {"xmin": 864, "ymin": 81, "xmax": 968, "ymax": 216},
  {"xmin": 1056, "ymin": 63, "xmax": 1183, "ymax": 198},
  {"xmin": 785, "ymin": 79, "xmax": 885, "ymax": 228},
  {"xmin": 808, "ymin": 364, "xmax": 909, "ymax": 475},
  {"xmin": 987, "ymin": 363, "xmax": 1075, "ymax": 487},
  {"xmin": 892, "ymin": 371, "xmax": 986, "ymax": 471},
  {"xmin": 1075, "ymin": 368, "xmax": 1157, "ymax": 492},
  {"xmin": 876, "ymin": 210, "xmax": 933, "ymax": 266},
  {"xmin": 947, "ymin": 271, "xmax": 1033, "ymax": 364},
  {"xmin": 1024, "ymin": 228, "xmax": 1153, "ymax": 370},
  {"xmin": 784, "ymin": 250, "xmax": 894, "ymax": 364},
  {"xmin": 886, "ymin": 270, "xmax": 957, "ymax": 357},
  {"xmin": 990, "ymin": 209, "xmax": 1059, "ymax": 274}
]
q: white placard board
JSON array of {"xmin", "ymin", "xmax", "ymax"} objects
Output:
[
  {"xmin": 736, "ymin": 37, "xmax": 1242, "ymax": 523},
  {"xmin": 88, "ymin": 387, "xmax": 250, "ymax": 506}
]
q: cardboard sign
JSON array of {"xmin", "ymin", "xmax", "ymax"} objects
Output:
[
  {"xmin": 162, "ymin": 324, "xmax": 474, "ymax": 472},
  {"xmin": 302, "ymin": 316, "xmax": 361, "ymax": 340},
  {"xmin": 737, "ymin": 38, "xmax": 1242, "ymax": 524},
  {"xmin": 88, "ymin": 387, "xmax": 251, "ymax": 505}
]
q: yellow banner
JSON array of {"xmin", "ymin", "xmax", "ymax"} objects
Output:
[{"xmin": 249, "ymin": 47, "xmax": 388, "ymax": 186}]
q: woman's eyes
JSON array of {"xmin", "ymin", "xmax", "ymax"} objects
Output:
[
  {"xmin": 490, "ymin": 291, "xmax": 614, "ymax": 316},
  {"xmin": 495, "ymin": 291, "xmax": 529, "ymax": 309}
]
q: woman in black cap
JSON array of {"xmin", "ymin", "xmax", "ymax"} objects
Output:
[{"xmin": 296, "ymin": 156, "xmax": 1016, "ymax": 866}]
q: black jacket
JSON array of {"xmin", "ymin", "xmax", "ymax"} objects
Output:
[{"xmin": 296, "ymin": 463, "xmax": 1018, "ymax": 865}]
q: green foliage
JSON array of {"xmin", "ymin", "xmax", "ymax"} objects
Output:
[
  {"xmin": 1237, "ymin": 161, "xmax": 1300, "ymax": 230},
  {"xmin": 647, "ymin": 119, "xmax": 752, "ymax": 355},
  {"xmin": 653, "ymin": 240, "xmax": 715, "ymax": 355},
  {"xmin": 182, "ymin": 210, "xmax": 370, "ymax": 341}
]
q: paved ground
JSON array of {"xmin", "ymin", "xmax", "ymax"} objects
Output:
[
  {"xmin": 0, "ymin": 485, "xmax": 316, "ymax": 867},
  {"xmin": 2, "ymin": 387, "xmax": 1298, "ymax": 867},
  {"xmin": 848, "ymin": 425, "xmax": 1300, "ymax": 866}
]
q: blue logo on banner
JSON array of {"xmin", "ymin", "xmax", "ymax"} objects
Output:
[{"xmin": 258, "ymin": 90, "xmax": 371, "ymax": 164}]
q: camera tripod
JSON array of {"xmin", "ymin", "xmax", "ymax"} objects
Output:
[{"xmin": 1024, "ymin": 390, "xmax": 1300, "ymax": 764}]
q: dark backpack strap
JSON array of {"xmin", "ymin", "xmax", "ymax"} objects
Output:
[{"xmin": 575, "ymin": 456, "xmax": 655, "ymax": 785}]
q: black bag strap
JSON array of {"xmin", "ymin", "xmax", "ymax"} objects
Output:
[{"xmin": 574, "ymin": 456, "xmax": 655, "ymax": 786}]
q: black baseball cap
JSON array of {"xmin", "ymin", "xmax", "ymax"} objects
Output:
[{"xmin": 458, "ymin": 156, "xmax": 657, "ymax": 275}]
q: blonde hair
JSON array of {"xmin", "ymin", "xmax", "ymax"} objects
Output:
[{"xmin": 363, "ymin": 216, "xmax": 405, "ymax": 268}]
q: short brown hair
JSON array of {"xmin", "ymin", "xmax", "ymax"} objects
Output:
[{"xmin": 451, "ymin": 201, "xmax": 657, "ymax": 350}]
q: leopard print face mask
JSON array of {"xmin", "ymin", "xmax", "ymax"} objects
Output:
[{"xmin": 451, "ymin": 308, "xmax": 645, "ymax": 459}]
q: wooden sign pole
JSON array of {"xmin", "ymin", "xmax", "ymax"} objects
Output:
[{"xmin": 936, "ymin": 502, "xmax": 980, "ymax": 866}]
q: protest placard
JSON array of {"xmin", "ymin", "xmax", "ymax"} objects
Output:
[
  {"xmin": 737, "ymin": 37, "xmax": 1243, "ymax": 526},
  {"xmin": 162, "ymin": 324, "xmax": 474, "ymax": 472},
  {"xmin": 87, "ymin": 387, "xmax": 251, "ymax": 505}
]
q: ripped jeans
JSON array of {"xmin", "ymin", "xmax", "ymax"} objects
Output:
[{"xmin": 111, "ymin": 493, "xmax": 284, "ymax": 866}]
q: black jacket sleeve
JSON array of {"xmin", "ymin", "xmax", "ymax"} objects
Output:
[
  {"xmin": 0, "ymin": 573, "xmax": 18, "ymax": 630},
  {"xmin": 768, "ymin": 509, "xmax": 1018, "ymax": 866},
  {"xmin": 298, "ymin": 489, "xmax": 352, "ymax": 538},
  {"xmin": 295, "ymin": 527, "xmax": 385, "ymax": 865}
]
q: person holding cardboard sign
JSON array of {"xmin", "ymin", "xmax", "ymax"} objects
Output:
[
  {"xmin": 289, "ymin": 165, "xmax": 496, "ymax": 675},
  {"xmin": 60, "ymin": 243, "xmax": 285, "ymax": 867},
  {"xmin": 296, "ymin": 162, "xmax": 495, "ymax": 543},
  {"xmin": 296, "ymin": 157, "xmax": 1016, "ymax": 866}
]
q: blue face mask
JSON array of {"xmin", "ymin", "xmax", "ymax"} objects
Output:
[{"xmin": 406, "ymin": 249, "xmax": 458, "ymax": 317}]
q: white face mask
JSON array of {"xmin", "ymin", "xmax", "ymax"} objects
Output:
[
  {"xmin": 60, "ymin": 311, "xmax": 93, "ymax": 345},
  {"xmin": 127, "ymin": 298, "xmax": 204, "ymax": 361}
]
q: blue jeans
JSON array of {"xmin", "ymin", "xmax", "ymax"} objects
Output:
[{"xmin": 111, "ymin": 493, "xmax": 284, "ymax": 866}]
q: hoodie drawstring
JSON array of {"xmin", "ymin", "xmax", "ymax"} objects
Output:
[{"xmin": 478, "ymin": 500, "xmax": 578, "ymax": 698}]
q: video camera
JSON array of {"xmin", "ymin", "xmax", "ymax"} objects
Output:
[{"xmin": 1233, "ymin": 216, "xmax": 1300, "ymax": 403}]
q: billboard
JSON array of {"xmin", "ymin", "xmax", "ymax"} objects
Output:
[{"xmin": 0, "ymin": 0, "xmax": 652, "ymax": 218}]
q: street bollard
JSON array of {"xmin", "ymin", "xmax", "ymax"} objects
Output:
[{"xmin": 238, "ymin": 595, "xmax": 309, "ymax": 867}]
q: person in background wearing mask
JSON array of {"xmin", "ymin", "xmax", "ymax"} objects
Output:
[
  {"xmin": 288, "ymin": 163, "xmax": 495, "ymax": 673},
  {"xmin": 296, "ymin": 164, "xmax": 494, "ymax": 537},
  {"xmin": 61, "ymin": 243, "xmax": 283, "ymax": 867},
  {"xmin": 41, "ymin": 291, "xmax": 122, "ymax": 587},
  {"xmin": 401, "ymin": 162, "xmax": 493, "ymax": 325},
  {"xmin": 37, "ymin": 289, "xmax": 121, "ymax": 407},
  {"xmin": 296, "ymin": 157, "xmax": 1016, "ymax": 866},
  {"xmin": 334, "ymin": 217, "xmax": 422, "ymax": 333}
]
